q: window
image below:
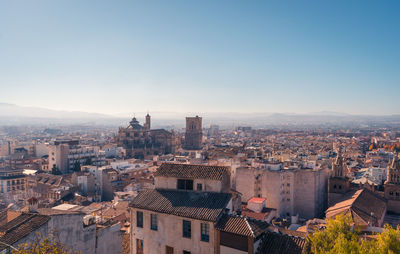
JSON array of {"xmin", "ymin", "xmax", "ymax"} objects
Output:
[
  {"xmin": 150, "ymin": 214, "xmax": 157, "ymax": 230},
  {"xmin": 183, "ymin": 251, "xmax": 191, "ymax": 254},
  {"xmin": 197, "ymin": 183, "xmax": 203, "ymax": 191},
  {"xmin": 201, "ymin": 223, "xmax": 209, "ymax": 242},
  {"xmin": 136, "ymin": 239, "xmax": 143, "ymax": 254},
  {"xmin": 177, "ymin": 179, "xmax": 193, "ymax": 190},
  {"xmin": 333, "ymin": 184, "xmax": 337, "ymax": 189},
  {"xmin": 136, "ymin": 211, "xmax": 143, "ymax": 228},
  {"xmin": 183, "ymin": 220, "xmax": 191, "ymax": 238}
]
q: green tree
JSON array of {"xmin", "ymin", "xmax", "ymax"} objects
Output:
[
  {"xmin": 308, "ymin": 214, "xmax": 400, "ymax": 254},
  {"xmin": 308, "ymin": 214, "xmax": 360, "ymax": 254}
]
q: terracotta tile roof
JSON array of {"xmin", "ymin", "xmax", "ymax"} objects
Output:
[
  {"xmin": 326, "ymin": 188, "xmax": 386, "ymax": 226},
  {"xmin": 154, "ymin": 163, "xmax": 230, "ymax": 180},
  {"xmin": 216, "ymin": 214, "xmax": 270, "ymax": 238},
  {"xmin": 241, "ymin": 205, "xmax": 275, "ymax": 221},
  {"xmin": 0, "ymin": 213, "xmax": 50, "ymax": 251},
  {"xmin": 129, "ymin": 189, "xmax": 231, "ymax": 222},
  {"xmin": 256, "ymin": 231, "xmax": 307, "ymax": 254}
]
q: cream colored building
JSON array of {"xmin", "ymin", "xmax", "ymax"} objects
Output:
[
  {"xmin": 129, "ymin": 163, "xmax": 233, "ymax": 254},
  {"xmin": 236, "ymin": 163, "xmax": 328, "ymax": 219}
]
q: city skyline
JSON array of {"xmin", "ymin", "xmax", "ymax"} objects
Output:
[{"xmin": 1, "ymin": 1, "xmax": 399, "ymax": 115}]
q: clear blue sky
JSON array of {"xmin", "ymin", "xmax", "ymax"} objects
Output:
[{"xmin": 0, "ymin": 0, "xmax": 399, "ymax": 115}]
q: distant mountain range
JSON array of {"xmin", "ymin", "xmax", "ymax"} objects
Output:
[
  {"xmin": 0, "ymin": 102, "xmax": 399, "ymax": 128},
  {"xmin": 0, "ymin": 103, "xmax": 113, "ymax": 119}
]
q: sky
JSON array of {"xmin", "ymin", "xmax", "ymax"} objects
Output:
[{"xmin": 0, "ymin": 0, "xmax": 399, "ymax": 116}]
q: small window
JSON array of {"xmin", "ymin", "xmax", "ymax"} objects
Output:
[
  {"xmin": 183, "ymin": 220, "xmax": 191, "ymax": 238},
  {"xmin": 201, "ymin": 223, "xmax": 209, "ymax": 242},
  {"xmin": 177, "ymin": 179, "xmax": 193, "ymax": 190},
  {"xmin": 390, "ymin": 192, "xmax": 394, "ymax": 196},
  {"xmin": 150, "ymin": 214, "xmax": 157, "ymax": 230},
  {"xmin": 136, "ymin": 211, "xmax": 143, "ymax": 228},
  {"xmin": 333, "ymin": 184, "xmax": 337, "ymax": 189},
  {"xmin": 183, "ymin": 251, "xmax": 191, "ymax": 254},
  {"xmin": 197, "ymin": 183, "xmax": 203, "ymax": 191},
  {"xmin": 396, "ymin": 192, "xmax": 399, "ymax": 197},
  {"xmin": 338, "ymin": 185, "xmax": 342, "ymax": 190},
  {"xmin": 287, "ymin": 183, "xmax": 290, "ymax": 187}
]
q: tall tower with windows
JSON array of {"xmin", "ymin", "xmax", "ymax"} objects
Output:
[
  {"xmin": 328, "ymin": 148, "xmax": 351, "ymax": 206},
  {"xmin": 385, "ymin": 153, "xmax": 400, "ymax": 213},
  {"xmin": 144, "ymin": 113, "xmax": 151, "ymax": 131},
  {"xmin": 184, "ymin": 116, "xmax": 202, "ymax": 150}
]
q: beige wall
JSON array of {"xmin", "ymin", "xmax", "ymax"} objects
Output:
[
  {"xmin": 220, "ymin": 245, "xmax": 247, "ymax": 254},
  {"xmin": 236, "ymin": 168, "xmax": 255, "ymax": 203},
  {"xmin": 130, "ymin": 208, "xmax": 215, "ymax": 254},
  {"xmin": 237, "ymin": 166, "xmax": 327, "ymax": 219}
]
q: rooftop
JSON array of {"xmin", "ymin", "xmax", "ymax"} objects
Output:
[
  {"xmin": 215, "ymin": 214, "xmax": 270, "ymax": 238},
  {"xmin": 0, "ymin": 213, "xmax": 50, "ymax": 251},
  {"xmin": 154, "ymin": 163, "xmax": 230, "ymax": 180},
  {"xmin": 129, "ymin": 189, "xmax": 231, "ymax": 222}
]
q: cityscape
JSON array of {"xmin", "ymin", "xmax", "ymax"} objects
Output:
[{"xmin": 1, "ymin": 1, "xmax": 400, "ymax": 254}]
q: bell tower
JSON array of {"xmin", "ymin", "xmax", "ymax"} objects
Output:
[
  {"xmin": 328, "ymin": 147, "xmax": 351, "ymax": 206},
  {"xmin": 145, "ymin": 113, "xmax": 151, "ymax": 130},
  {"xmin": 385, "ymin": 153, "xmax": 400, "ymax": 213}
]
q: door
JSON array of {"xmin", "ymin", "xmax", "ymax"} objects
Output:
[{"xmin": 166, "ymin": 246, "xmax": 174, "ymax": 254}]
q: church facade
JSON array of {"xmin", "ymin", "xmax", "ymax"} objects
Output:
[{"xmin": 116, "ymin": 114, "xmax": 175, "ymax": 159}]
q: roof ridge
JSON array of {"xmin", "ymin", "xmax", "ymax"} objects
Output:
[{"xmin": 244, "ymin": 217, "xmax": 256, "ymax": 238}]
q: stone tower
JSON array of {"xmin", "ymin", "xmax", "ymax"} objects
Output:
[
  {"xmin": 145, "ymin": 113, "xmax": 151, "ymax": 130},
  {"xmin": 385, "ymin": 153, "xmax": 400, "ymax": 213},
  {"xmin": 328, "ymin": 148, "xmax": 351, "ymax": 206},
  {"xmin": 332, "ymin": 148, "xmax": 345, "ymax": 177},
  {"xmin": 184, "ymin": 116, "xmax": 202, "ymax": 150}
]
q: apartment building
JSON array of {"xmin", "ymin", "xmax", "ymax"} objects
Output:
[
  {"xmin": 129, "ymin": 163, "xmax": 233, "ymax": 254},
  {"xmin": 0, "ymin": 168, "xmax": 26, "ymax": 194},
  {"xmin": 48, "ymin": 140, "xmax": 105, "ymax": 173}
]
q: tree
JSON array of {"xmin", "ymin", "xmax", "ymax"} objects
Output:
[
  {"xmin": 308, "ymin": 214, "xmax": 360, "ymax": 254},
  {"xmin": 308, "ymin": 214, "xmax": 400, "ymax": 254},
  {"xmin": 12, "ymin": 234, "xmax": 79, "ymax": 254}
]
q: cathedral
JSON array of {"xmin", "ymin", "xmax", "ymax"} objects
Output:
[{"xmin": 116, "ymin": 114, "xmax": 175, "ymax": 159}]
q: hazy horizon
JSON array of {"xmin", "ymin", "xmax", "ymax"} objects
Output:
[{"xmin": 1, "ymin": 1, "xmax": 399, "ymax": 115}]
